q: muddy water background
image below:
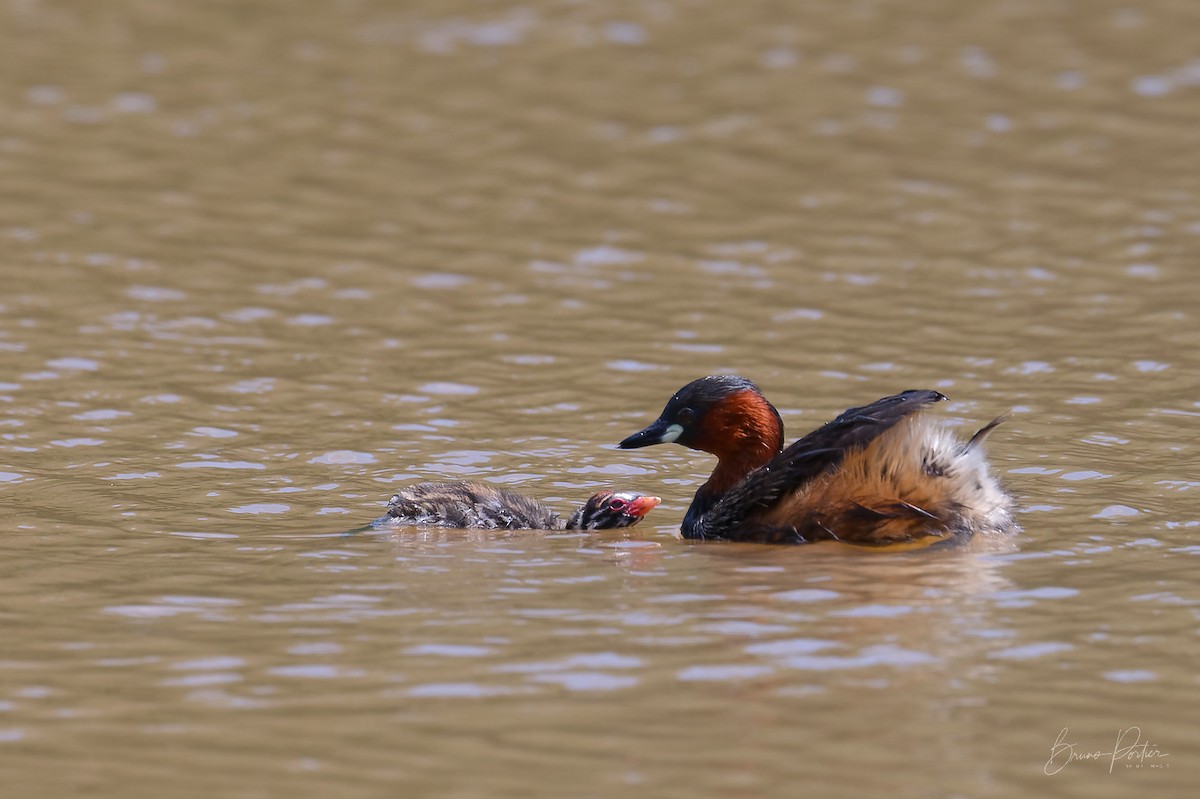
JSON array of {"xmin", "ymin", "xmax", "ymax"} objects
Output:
[{"xmin": 2, "ymin": 0, "xmax": 1198, "ymax": 796}]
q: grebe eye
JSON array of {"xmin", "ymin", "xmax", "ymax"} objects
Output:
[
  {"xmin": 677, "ymin": 407, "xmax": 695, "ymax": 424},
  {"xmin": 608, "ymin": 498, "xmax": 628, "ymax": 512}
]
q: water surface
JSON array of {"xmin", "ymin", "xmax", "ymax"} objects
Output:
[{"xmin": 2, "ymin": 0, "xmax": 1197, "ymax": 796}]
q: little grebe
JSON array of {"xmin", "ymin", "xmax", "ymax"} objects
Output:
[
  {"xmin": 618, "ymin": 375, "xmax": 1012, "ymax": 544},
  {"xmin": 375, "ymin": 481, "xmax": 661, "ymax": 530}
]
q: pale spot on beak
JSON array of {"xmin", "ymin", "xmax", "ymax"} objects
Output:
[{"xmin": 660, "ymin": 423, "xmax": 684, "ymax": 443}]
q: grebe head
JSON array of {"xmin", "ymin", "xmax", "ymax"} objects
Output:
[
  {"xmin": 566, "ymin": 490, "xmax": 661, "ymax": 530},
  {"xmin": 617, "ymin": 375, "xmax": 784, "ymax": 462}
]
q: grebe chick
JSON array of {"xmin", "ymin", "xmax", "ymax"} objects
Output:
[
  {"xmin": 618, "ymin": 375, "xmax": 1012, "ymax": 545},
  {"xmin": 374, "ymin": 481, "xmax": 661, "ymax": 530}
]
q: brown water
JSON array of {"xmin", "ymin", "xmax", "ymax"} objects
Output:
[{"xmin": 2, "ymin": 0, "xmax": 1197, "ymax": 796}]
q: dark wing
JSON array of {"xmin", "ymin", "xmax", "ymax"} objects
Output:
[
  {"xmin": 689, "ymin": 390, "xmax": 947, "ymax": 540},
  {"xmin": 774, "ymin": 389, "xmax": 949, "ymax": 481}
]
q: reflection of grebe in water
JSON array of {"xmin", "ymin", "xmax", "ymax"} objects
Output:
[
  {"xmin": 620, "ymin": 376, "xmax": 1013, "ymax": 545},
  {"xmin": 374, "ymin": 481, "xmax": 661, "ymax": 530}
]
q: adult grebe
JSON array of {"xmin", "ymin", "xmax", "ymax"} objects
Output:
[{"xmin": 619, "ymin": 376, "xmax": 1012, "ymax": 544}]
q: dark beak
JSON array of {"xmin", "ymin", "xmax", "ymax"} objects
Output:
[{"xmin": 618, "ymin": 418, "xmax": 672, "ymax": 449}]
